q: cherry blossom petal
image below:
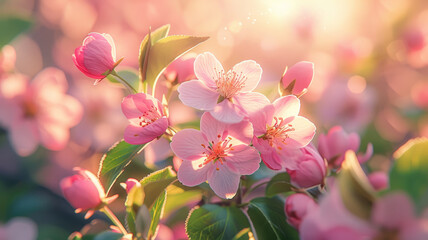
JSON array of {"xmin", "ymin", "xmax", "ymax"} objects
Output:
[
  {"xmin": 225, "ymin": 145, "xmax": 260, "ymax": 175},
  {"xmin": 177, "ymin": 158, "xmax": 210, "ymax": 186},
  {"xmin": 144, "ymin": 137, "xmax": 172, "ymax": 164},
  {"xmin": 9, "ymin": 119, "xmax": 39, "ymax": 157},
  {"xmin": 121, "ymin": 93, "xmax": 161, "ymax": 119},
  {"xmin": 200, "ymin": 112, "xmax": 227, "ymax": 143},
  {"xmin": 233, "ymin": 92, "xmax": 271, "ymax": 119},
  {"xmin": 178, "ymin": 80, "xmax": 219, "ymax": 110},
  {"xmin": 231, "ymin": 60, "xmax": 262, "ymax": 92},
  {"xmin": 210, "ymin": 99, "xmax": 244, "ymax": 123},
  {"xmin": 208, "ymin": 166, "xmax": 240, "ymax": 199},
  {"xmin": 124, "ymin": 117, "xmax": 168, "ymax": 145},
  {"xmin": 372, "ymin": 193, "xmax": 414, "ymax": 229},
  {"xmin": 194, "ymin": 52, "xmax": 223, "ymax": 88},
  {"xmin": 284, "ymin": 116, "xmax": 316, "ymax": 148},
  {"xmin": 252, "ymin": 137, "xmax": 283, "ymax": 170},
  {"xmin": 38, "ymin": 121, "xmax": 69, "ymax": 151},
  {"xmin": 273, "ymin": 95, "xmax": 301, "ymax": 119},
  {"xmin": 170, "ymin": 129, "xmax": 206, "ymax": 161},
  {"xmin": 227, "ymin": 119, "xmax": 254, "ymax": 145},
  {"xmin": 32, "ymin": 68, "xmax": 68, "ymax": 98},
  {"xmin": 249, "ymin": 104, "xmax": 275, "ymax": 136}
]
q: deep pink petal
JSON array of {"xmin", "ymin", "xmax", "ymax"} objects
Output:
[
  {"xmin": 231, "ymin": 60, "xmax": 262, "ymax": 92},
  {"xmin": 210, "ymin": 99, "xmax": 244, "ymax": 123},
  {"xmin": 170, "ymin": 129, "xmax": 206, "ymax": 161},
  {"xmin": 208, "ymin": 166, "xmax": 240, "ymax": 199},
  {"xmin": 194, "ymin": 52, "xmax": 223, "ymax": 88},
  {"xmin": 273, "ymin": 95, "xmax": 301, "ymax": 119},
  {"xmin": 252, "ymin": 137, "xmax": 283, "ymax": 170},
  {"xmin": 177, "ymin": 80, "xmax": 219, "ymax": 110},
  {"xmin": 285, "ymin": 116, "xmax": 316, "ymax": 148},
  {"xmin": 124, "ymin": 117, "xmax": 168, "ymax": 145},
  {"xmin": 177, "ymin": 158, "xmax": 210, "ymax": 186},
  {"xmin": 225, "ymin": 145, "xmax": 260, "ymax": 175},
  {"xmin": 281, "ymin": 61, "xmax": 314, "ymax": 95}
]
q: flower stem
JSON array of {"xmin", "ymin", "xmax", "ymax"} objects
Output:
[
  {"xmin": 110, "ymin": 70, "xmax": 138, "ymax": 94},
  {"xmin": 101, "ymin": 206, "xmax": 128, "ymax": 235}
]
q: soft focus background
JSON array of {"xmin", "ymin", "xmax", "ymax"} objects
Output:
[{"xmin": 1, "ymin": 0, "xmax": 428, "ymax": 239}]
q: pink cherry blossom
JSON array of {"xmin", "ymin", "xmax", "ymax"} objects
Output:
[
  {"xmin": 178, "ymin": 52, "xmax": 269, "ymax": 123},
  {"xmin": 0, "ymin": 45, "xmax": 16, "ymax": 77},
  {"xmin": 0, "ymin": 68, "xmax": 83, "ymax": 156},
  {"xmin": 170, "ymin": 112, "xmax": 260, "ymax": 199},
  {"xmin": 281, "ymin": 61, "xmax": 314, "ymax": 96},
  {"xmin": 121, "ymin": 93, "xmax": 169, "ymax": 145},
  {"xmin": 286, "ymin": 144, "xmax": 326, "ymax": 188},
  {"xmin": 73, "ymin": 32, "xmax": 120, "ymax": 83},
  {"xmin": 318, "ymin": 126, "xmax": 373, "ymax": 168},
  {"xmin": 124, "ymin": 178, "xmax": 141, "ymax": 193},
  {"xmin": 60, "ymin": 168, "xmax": 106, "ymax": 212},
  {"xmin": 285, "ymin": 193, "xmax": 318, "ymax": 229},
  {"xmin": 250, "ymin": 95, "xmax": 316, "ymax": 170},
  {"xmin": 0, "ymin": 217, "xmax": 38, "ymax": 240},
  {"xmin": 164, "ymin": 53, "xmax": 196, "ymax": 84},
  {"xmin": 367, "ymin": 171, "xmax": 389, "ymax": 191}
]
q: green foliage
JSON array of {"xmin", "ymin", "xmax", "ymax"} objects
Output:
[
  {"xmin": 139, "ymin": 166, "xmax": 177, "ymax": 209},
  {"xmin": 265, "ymin": 172, "xmax": 293, "ymax": 197},
  {"xmin": 93, "ymin": 231, "xmax": 123, "ymax": 240},
  {"xmin": 107, "ymin": 69, "xmax": 140, "ymax": 93},
  {"xmin": 0, "ymin": 15, "xmax": 32, "ymax": 47},
  {"xmin": 337, "ymin": 151, "xmax": 376, "ymax": 220},
  {"xmin": 147, "ymin": 190, "xmax": 167, "ymax": 240},
  {"xmin": 247, "ymin": 197, "xmax": 299, "ymax": 240},
  {"xmin": 186, "ymin": 204, "xmax": 251, "ymax": 240},
  {"xmin": 390, "ymin": 137, "xmax": 428, "ymax": 210},
  {"xmin": 98, "ymin": 140, "xmax": 148, "ymax": 194}
]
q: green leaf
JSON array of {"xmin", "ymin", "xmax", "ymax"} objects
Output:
[
  {"xmin": 231, "ymin": 228, "xmax": 252, "ymax": 240},
  {"xmin": 163, "ymin": 185, "xmax": 202, "ymax": 218},
  {"xmin": 247, "ymin": 197, "xmax": 299, "ymax": 240},
  {"xmin": 139, "ymin": 24, "xmax": 170, "ymax": 91},
  {"xmin": 146, "ymin": 35, "xmax": 209, "ymax": 93},
  {"xmin": 337, "ymin": 150, "xmax": 376, "ymax": 220},
  {"xmin": 93, "ymin": 231, "xmax": 123, "ymax": 240},
  {"xmin": 186, "ymin": 204, "xmax": 251, "ymax": 240},
  {"xmin": 107, "ymin": 69, "xmax": 140, "ymax": 92},
  {"xmin": 140, "ymin": 166, "xmax": 177, "ymax": 209},
  {"xmin": 147, "ymin": 190, "xmax": 167, "ymax": 240},
  {"xmin": 390, "ymin": 137, "xmax": 428, "ymax": 210},
  {"xmin": 98, "ymin": 140, "xmax": 147, "ymax": 194},
  {"xmin": 125, "ymin": 184, "xmax": 145, "ymax": 235},
  {"xmin": 0, "ymin": 16, "xmax": 32, "ymax": 47},
  {"xmin": 265, "ymin": 172, "xmax": 293, "ymax": 197},
  {"xmin": 135, "ymin": 205, "xmax": 151, "ymax": 238}
]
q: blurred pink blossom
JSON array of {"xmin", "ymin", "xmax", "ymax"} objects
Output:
[
  {"xmin": 0, "ymin": 217, "xmax": 38, "ymax": 240},
  {"xmin": 0, "ymin": 68, "xmax": 83, "ymax": 156},
  {"xmin": 124, "ymin": 178, "xmax": 141, "ymax": 193},
  {"xmin": 250, "ymin": 95, "xmax": 316, "ymax": 170},
  {"xmin": 367, "ymin": 171, "xmax": 389, "ymax": 191},
  {"xmin": 317, "ymin": 126, "xmax": 373, "ymax": 168},
  {"xmin": 281, "ymin": 61, "xmax": 314, "ymax": 96},
  {"xmin": 171, "ymin": 112, "xmax": 260, "ymax": 199},
  {"xmin": 164, "ymin": 53, "xmax": 196, "ymax": 84},
  {"xmin": 178, "ymin": 52, "xmax": 269, "ymax": 123},
  {"xmin": 73, "ymin": 32, "xmax": 119, "ymax": 83},
  {"xmin": 284, "ymin": 193, "xmax": 318, "ymax": 229},
  {"xmin": 286, "ymin": 144, "xmax": 326, "ymax": 188},
  {"xmin": 0, "ymin": 45, "xmax": 16, "ymax": 76},
  {"xmin": 121, "ymin": 93, "xmax": 169, "ymax": 145}
]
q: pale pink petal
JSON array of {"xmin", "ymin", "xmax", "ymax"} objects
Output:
[
  {"xmin": 170, "ymin": 129, "xmax": 206, "ymax": 161},
  {"xmin": 233, "ymin": 92, "xmax": 271, "ymax": 118},
  {"xmin": 200, "ymin": 112, "xmax": 227, "ymax": 143},
  {"xmin": 177, "ymin": 80, "xmax": 219, "ymax": 110},
  {"xmin": 372, "ymin": 193, "xmax": 414, "ymax": 229},
  {"xmin": 144, "ymin": 137, "xmax": 172, "ymax": 164},
  {"xmin": 231, "ymin": 60, "xmax": 262, "ymax": 92},
  {"xmin": 285, "ymin": 116, "xmax": 316, "ymax": 148},
  {"xmin": 124, "ymin": 117, "xmax": 168, "ymax": 145},
  {"xmin": 210, "ymin": 99, "xmax": 244, "ymax": 123},
  {"xmin": 177, "ymin": 158, "xmax": 210, "ymax": 186},
  {"xmin": 122, "ymin": 93, "xmax": 162, "ymax": 120},
  {"xmin": 42, "ymin": 95, "xmax": 83, "ymax": 127},
  {"xmin": 9, "ymin": 119, "xmax": 39, "ymax": 156},
  {"xmin": 4, "ymin": 218, "xmax": 38, "ymax": 240},
  {"xmin": 272, "ymin": 95, "xmax": 301, "ymax": 119},
  {"xmin": 225, "ymin": 145, "xmax": 260, "ymax": 175},
  {"xmin": 227, "ymin": 119, "xmax": 254, "ymax": 145},
  {"xmin": 121, "ymin": 94, "xmax": 143, "ymax": 119},
  {"xmin": 32, "ymin": 67, "xmax": 68, "ymax": 97},
  {"xmin": 38, "ymin": 121, "xmax": 69, "ymax": 151},
  {"xmin": 208, "ymin": 166, "xmax": 240, "ymax": 199},
  {"xmin": 194, "ymin": 52, "xmax": 223, "ymax": 88}
]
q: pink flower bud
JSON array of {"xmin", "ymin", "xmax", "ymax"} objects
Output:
[
  {"xmin": 286, "ymin": 145, "xmax": 326, "ymax": 188},
  {"xmin": 285, "ymin": 193, "xmax": 317, "ymax": 229},
  {"xmin": 368, "ymin": 172, "xmax": 389, "ymax": 191},
  {"xmin": 281, "ymin": 61, "xmax": 314, "ymax": 96},
  {"xmin": 164, "ymin": 53, "xmax": 196, "ymax": 84},
  {"xmin": 73, "ymin": 32, "xmax": 119, "ymax": 83},
  {"xmin": 124, "ymin": 178, "xmax": 141, "ymax": 193},
  {"xmin": 60, "ymin": 168, "xmax": 106, "ymax": 212}
]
